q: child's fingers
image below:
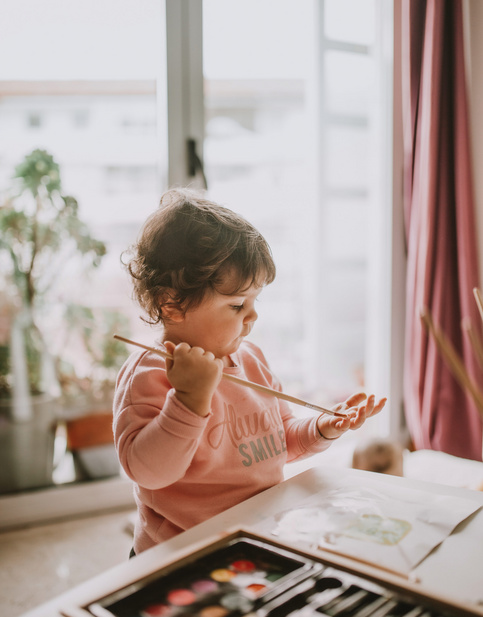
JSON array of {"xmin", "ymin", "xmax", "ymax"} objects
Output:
[
  {"xmin": 342, "ymin": 395, "xmax": 372, "ymax": 419},
  {"xmin": 318, "ymin": 414, "xmax": 350, "ymax": 439},
  {"xmin": 163, "ymin": 340, "xmax": 176, "ymax": 370},
  {"xmin": 323, "ymin": 394, "xmax": 386, "ymax": 438},
  {"xmin": 343, "ymin": 392, "xmax": 367, "ymax": 408},
  {"xmin": 348, "ymin": 396, "xmax": 387, "ymax": 430},
  {"xmin": 330, "ymin": 415, "xmax": 350, "ymax": 429},
  {"xmin": 372, "ymin": 397, "xmax": 387, "ymax": 415},
  {"xmin": 203, "ymin": 350, "xmax": 216, "ymax": 360},
  {"xmin": 173, "ymin": 341, "xmax": 192, "ymax": 356},
  {"xmin": 362, "ymin": 397, "xmax": 386, "ymax": 419},
  {"xmin": 348, "ymin": 406, "xmax": 368, "ymax": 430},
  {"xmin": 332, "ymin": 391, "xmax": 366, "ymax": 413},
  {"xmin": 363, "ymin": 394, "xmax": 375, "ymax": 416}
]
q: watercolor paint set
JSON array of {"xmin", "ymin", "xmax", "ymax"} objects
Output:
[{"xmin": 78, "ymin": 531, "xmax": 480, "ymax": 617}]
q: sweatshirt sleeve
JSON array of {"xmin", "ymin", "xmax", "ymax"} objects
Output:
[
  {"xmin": 280, "ymin": 400, "xmax": 333, "ymax": 462},
  {"xmin": 113, "ymin": 351, "xmax": 210, "ymax": 490},
  {"xmin": 242, "ymin": 341, "xmax": 333, "ymax": 462}
]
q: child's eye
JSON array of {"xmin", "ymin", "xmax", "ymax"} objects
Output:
[{"xmin": 230, "ymin": 304, "xmax": 244, "ymax": 312}]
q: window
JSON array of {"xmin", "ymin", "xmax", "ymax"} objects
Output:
[
  {"xmin": 27, "ymin": 112, "xmax": 42, "ymax": 128},
  {"xmin": 199, "ymin": 0, "xmax": 400, "ymax": 425},
  {"xmin": 73, "ymin": 110, "xmax": 89, "ymax": 128},
  {"xmin": 0, "ymin": 0, "xmax": 164, "ymax": 511},
  {"xmin": 0, "ymin": 0, "xmax": 403, "ymax": 523}
]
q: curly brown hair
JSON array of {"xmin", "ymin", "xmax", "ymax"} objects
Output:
[{"xmin": 123, "ymin": 188, "xmax": 276, "ymax": 325}]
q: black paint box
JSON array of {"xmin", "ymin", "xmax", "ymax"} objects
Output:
[{"xmin": 82, "ymin": 531, "xmax": 481, "ymax": 617}]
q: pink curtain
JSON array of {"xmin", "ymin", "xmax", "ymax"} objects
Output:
[{"xmin": 402, "ymin": 0, "xmax": 483, "ymax": 461}]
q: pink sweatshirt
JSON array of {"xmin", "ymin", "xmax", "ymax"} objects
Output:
[{"xmin": 113, "ymin": 340, "xmax": 332, "ymax": 553}]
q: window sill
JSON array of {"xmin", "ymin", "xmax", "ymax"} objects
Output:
[{"xmin": 0, "ymin": 476, "xmax": 135, "ymax": 531}]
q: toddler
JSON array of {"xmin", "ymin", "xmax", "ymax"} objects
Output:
[{"xmin": 113, "ymin": 188, "xmax": 386, "ymax": 554}]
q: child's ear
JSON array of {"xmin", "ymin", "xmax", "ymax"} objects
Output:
[
  {"xmin": 161, "ymin": 303, "xmax": 184, "ymax": 323},
  {"xmin": 159, "ymin": 290, "xmax": 184, "ymax": 323}
]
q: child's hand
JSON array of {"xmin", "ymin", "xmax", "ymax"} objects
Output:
[
  {"xmin": 164, "ymin": 341, "xmax": 223, "ymax": 417},
  {"xmin": 316, "ymin": 392, "xmax": 387, "ymax": 441}
]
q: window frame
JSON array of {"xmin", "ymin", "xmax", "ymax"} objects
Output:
[
  {"xmin": 363, "ymin": 0, "xmax": 406, "ymax": 440},
  {"xmin": 165, "ymin": 0, "xmax": 205, "ymax": 187}
]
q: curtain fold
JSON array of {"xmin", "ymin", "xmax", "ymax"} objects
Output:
[{"xmin": 402, "ymin": 0, "xmax": 483, "ymax": 461}]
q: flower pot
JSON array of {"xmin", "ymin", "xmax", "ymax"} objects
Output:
[
  {"xmin": 0, "ymin": 394, "xmax": 58, "ymax": 494},
  {"xmin": 65, "ymin": 410, "xmax": 120, "ymax": 481},
  {"xmin": 0, "ymin": 310, "xmax": 60, "ymax": 494}
]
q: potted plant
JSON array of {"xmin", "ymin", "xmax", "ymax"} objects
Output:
[
  {"xmin": 0, "ymin": 148, "xmax": 122, "ymax": 492},
  {"xmin": 55, "ymin": 304, "xmax": 130, "ymax": 481}
]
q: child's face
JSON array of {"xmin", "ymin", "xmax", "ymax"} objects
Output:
[{"xmin": 164, "ymin": 277, "xmax": 263, "ymax": 360}]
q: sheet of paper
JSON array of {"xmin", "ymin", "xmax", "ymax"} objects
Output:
[{"xmin": 257, "ymin": 483, "xmax": 481, "ymax": 576}]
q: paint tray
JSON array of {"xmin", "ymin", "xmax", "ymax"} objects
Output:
[
  {"xmin": 80, "ymin": 530, "xmax": 483, "ymax": 617},
  {"xmin": 86, "ymin": 536, "xmax": 318, "ymax": 617}
]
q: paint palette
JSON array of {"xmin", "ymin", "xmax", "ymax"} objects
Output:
[
  {"xmin": 87, "ymin": 538, "xmax": 317, "ymax": 617},
  {"xmin": 84, "ymin": 534, "xmax": 480, "ymax": 617}
]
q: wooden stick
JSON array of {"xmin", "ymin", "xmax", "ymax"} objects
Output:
[
  {"xmin": 114, "ymin": 334, "xmax": 347, "ymax": 418},
  {"xmin": 462, "ymin": 317, "xmax": 483, "ymax": 372},
  {"xmin": 420, "ymin": 310, "xmax": 483, "ymax": 418},
  {"xmin": 473, "ymin": 287, "xmax": 483, "ymax": 325}
]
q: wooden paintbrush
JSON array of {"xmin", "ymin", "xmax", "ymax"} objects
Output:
[
  {"xmin": 420, "ymin": 310, "xmax": 483, "ymax": 417},
  {"xmin": 113, "ymin": 334, "xmax": 347, "ymax": 418},
  {"xmin": 473, "ymin": 287, "xmax": 483, "ymax": 324},
  {"xmin": 462, "ymin": 316, "xmax": 483, "ymax": 371}
]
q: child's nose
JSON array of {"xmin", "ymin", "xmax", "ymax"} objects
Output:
[{"xmin": 244, "ymin": 306, "xmax": 258, "ymax": 323}]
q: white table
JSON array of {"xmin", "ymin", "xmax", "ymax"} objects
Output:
[{"xmin": 23, "ymin": 466, "xmax": 483, "ymax": 617}]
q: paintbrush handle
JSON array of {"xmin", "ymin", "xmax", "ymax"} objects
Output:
[
  {"xmin": 421, "ymin": 311, "xmax": 483, "ymax": 416},
  {"xmin": 462, "ymin": 317, "xmax": 483, "ymax": 371},
  {"xmin": 473, "ymin": 287, "xmax": 483, "ymax": 324},
  {"xmin": 113, "ymin": 334, "xmax": 344, "ymax": 418},
  {"xmin": 220, "ymin": 372, "xmax": 343, "ymax": 417}
]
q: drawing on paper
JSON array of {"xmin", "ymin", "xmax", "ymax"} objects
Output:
[
  {"xmin": 341, "ymin": 514, "xmax": 412, "ymax": 545},
  {"xmin": 256, "ymin": 483, "xmax": 481, "ymax": 575}
]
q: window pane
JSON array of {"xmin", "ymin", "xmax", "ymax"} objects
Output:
[
  {"xmin": 324, "ymin": 0, "xmax": 376, "ymax": 44},
  {"xmin": 0, "ymin": 0, "xmax": 164, "ymax": 494},
  {"xmin": 326, "ymin": 126, "xmax": 370, "ymax": 188},
  {"xmin": 326, "ymin": 198, "xmax": 368, "ymax": 262},
  {"xmin": 325, "ymin": 51, "xmax": 374, "ymax": 116},
  {"xmin": 202, "ymin": 0, "xmax": 379, "ymax": 403},
  {"xmin": 203, "ymin": 0, "xmax": 314, "ymax": 79}
]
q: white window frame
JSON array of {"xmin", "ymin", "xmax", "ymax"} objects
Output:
[
  {"xmin": 365, "ymin": 0, "xmax": 406, "ymax": 441},
  {"xmin": 387, "ymin": 0, "xmax": 406, "ymax": 441},
  {"xmin": 311, "ymin": 0, "xmax": 405, "ymax": 441},
  {"xmin": 165, "ymin": 0, "xmax": 205, "ymax": 188}
]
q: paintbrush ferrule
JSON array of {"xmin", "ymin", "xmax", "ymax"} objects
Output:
[{"xmin": 303, "ymin": 402, "xmax": 345, "ymax": 418}]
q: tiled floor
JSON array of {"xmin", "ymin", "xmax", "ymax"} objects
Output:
[{"xmin": 0, "ymin": 507, "xmax": 135, "ymax": 617}]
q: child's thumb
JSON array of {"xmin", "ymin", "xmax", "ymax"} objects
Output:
[
  {"xmin": 163, "ymin": 341, "xmax": 175, "ymax": 369},
  {"xmin": 163, "ymin": 340, "xmax": 175, "ymax": 355}
]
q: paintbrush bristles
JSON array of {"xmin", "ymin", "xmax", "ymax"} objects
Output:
[{"xmin": 113, "ymin": 334, "xmax": 346, "ymax": 418}]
